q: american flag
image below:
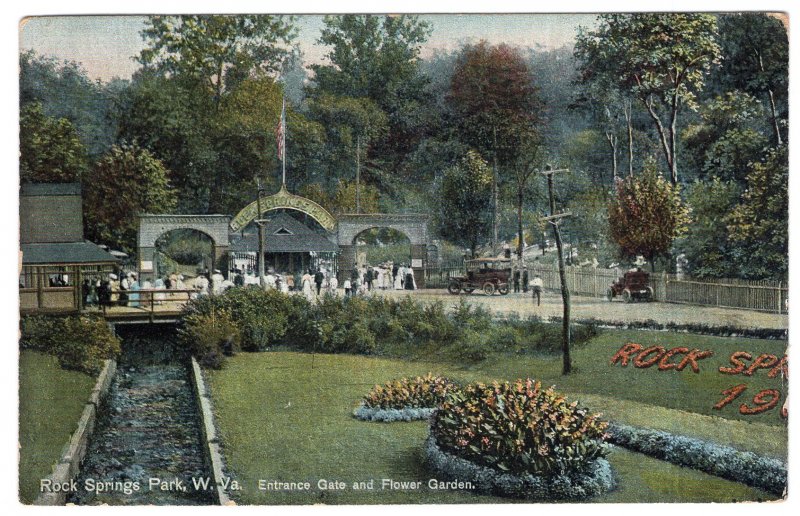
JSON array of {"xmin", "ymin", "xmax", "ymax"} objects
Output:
[{"xmin": 275, "ymin": 97, "xmax": 285, "ymax": 162}]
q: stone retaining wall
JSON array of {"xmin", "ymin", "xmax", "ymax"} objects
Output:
[
  {"xmin": 189, "ymin": 358, "xmax": 233, "ymax": 506},
  {"xmin": 34, "ymin": 359, "xmax": 117, "ymax": 505}
]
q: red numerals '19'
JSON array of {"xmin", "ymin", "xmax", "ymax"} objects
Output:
[{"xmin": 714, "ymin": 384, "xmax": 784, "ymax": 417}]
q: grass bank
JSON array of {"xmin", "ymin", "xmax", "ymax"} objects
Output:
[
  {"xmin": 206, "ymin": 345, "xmax": 781, "ymax": 504},
  {"xmin": 18, "ymin": 350, "xmax": 96, "ymax": 504}
]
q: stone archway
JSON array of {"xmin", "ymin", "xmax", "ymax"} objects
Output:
[
  {"xmin": 137, "ymin": 214, "xmax": 231, "ymax": 281},
  {"xmin": 337, "ymin": 213, "xmax": 430, "ymax": 287}
]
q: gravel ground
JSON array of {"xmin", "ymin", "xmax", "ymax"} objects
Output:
[{"xmin": 371, "ymin": 289, "xmax": 787, "ymax": 330}]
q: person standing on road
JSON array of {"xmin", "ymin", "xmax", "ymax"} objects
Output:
[
  {"xmin": 522, "ymin": 268, "xmax": 529, "ymax": 293},
  {"xmin": 530, "ymin": 274, "xmax": 543, "ymax": 306},
  {"xmin": 513, "ymin": 267, "xmax": 521, "ymax": 293}
]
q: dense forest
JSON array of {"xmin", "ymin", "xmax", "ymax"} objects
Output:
[{"xmin": 19, "ymin": 13, "xmax": 788, "ymax": 280}]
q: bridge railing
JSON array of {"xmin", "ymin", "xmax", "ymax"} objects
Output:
[{"xmin": 92, "ymin": 288, "xmax": 199, "ymax": 320}]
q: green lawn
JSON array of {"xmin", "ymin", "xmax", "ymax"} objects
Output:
[
  {"xmin": 18, "ymin": 350, "xmax": 96, "ymax": 504},
  {"xmin": 206, "ymin": 329, "xmax": 785, "ymax": 504}
]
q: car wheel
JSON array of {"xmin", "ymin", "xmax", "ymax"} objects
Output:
[
  {"xmin": 606, "ymin": 288, "xmax": 614, "ymax": 301},
  {"xmin": 498, "ymin": 284, "xmax": 510, "ymax": 295},
  {"xmin": 622, "ymin": 289, "xmax": 632, "ymax": 303},
  {"xmin": 483, "ymin": 282, "xmax": 495, "ymax": 296},
  {"xmin": 447, "ymin": 281, "xmax": 461, "ymax": 295}
]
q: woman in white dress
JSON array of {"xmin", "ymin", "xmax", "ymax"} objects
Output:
[
  {"xmin": 394, "ymin": 265, "xmax": 404, "ymax": 290},
  {"xmin": 302, "ymin": 271, "xmax": 314, "ymax": 301}
]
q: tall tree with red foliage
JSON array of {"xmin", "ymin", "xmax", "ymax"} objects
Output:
[{"xmin": 447, "ymin": 41, "xmax": 543, "ymax": 255}]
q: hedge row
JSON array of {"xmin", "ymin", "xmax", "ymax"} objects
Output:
[
  {"xmin": 607, "ymin": 422, "xmax": 786, "ymax": 496},
  {"xmin": 180, "ymin": 289, "xmax": 600, "ymax": 368},
  {"xmin": 424, "ymin": 434, "xmax": 615, "ymax": 501},
  {"xmin": 20, "ymin": 315, "xmax": 121, "ymax": 375},
  {"xmin": 548, "ymin": 317, "xmax": 787, "ymax": 340}
]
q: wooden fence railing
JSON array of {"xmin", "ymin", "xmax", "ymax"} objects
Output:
[
  {"xmin": 525, "ymin": 265, "xmax": 787, "ymax": 314},
  {"xmin": 423, "ymin": 261, "xmax": 787, "ymax": 314}
]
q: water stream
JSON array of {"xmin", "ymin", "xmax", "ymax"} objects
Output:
[{"xmin": 69, "ymin": 324, "xmax": 214, "ymax": 505}]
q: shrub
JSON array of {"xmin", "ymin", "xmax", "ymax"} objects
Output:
[
  {"xmin": 20, "ymin": 315, "xmax": 121, "ymax": 375},
  {"xmin": 363, "ymin": 373, "xmax": 458, "ymax": 410},
  {"xmin": 181, "ymin": 287, "xmax": 312, "ymax": 351},
  {"xmin": 431, "ymin": 379, "xmax": 610, "ymax": 477},
  {"xmin": 178, "ymin": 308, "xmax": 240, "ymax": 369}
]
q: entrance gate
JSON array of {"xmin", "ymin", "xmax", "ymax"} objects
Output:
[
  {"xmin": 137, "ymin": 214, "xmax": 230, "ymax": 281},
  {"xmin": 337, "ymin": 213, "xmax": 431, "ymax": 288}
]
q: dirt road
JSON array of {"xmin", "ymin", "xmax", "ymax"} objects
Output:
[{"xmin": 372, "ymin": 289, "xmax": 787, "ymax": 330}]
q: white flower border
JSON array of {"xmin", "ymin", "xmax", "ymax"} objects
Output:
[
  {"xmin": 607, "ymin": 422, "xmax": 786, "ymax": 496},
  {"xmin": 352, "ymin": 403, "xmax": 435, "ymax": 422}
]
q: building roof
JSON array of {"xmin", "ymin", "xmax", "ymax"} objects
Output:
[
  {"xmin": 20, "ymin": 183, "xmax": 82, "ymax": 196},
  {"xmin": 21, "ymin": 242, "xmax": 119, "ymax": 265},
  {"xmin": 229, "ymin": 212, "xmax": 339, "ymax": 253}
]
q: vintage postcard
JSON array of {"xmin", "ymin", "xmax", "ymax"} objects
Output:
[{"xmin": 15, "ymin": 10, "xmax": 789, "ymax": 506}]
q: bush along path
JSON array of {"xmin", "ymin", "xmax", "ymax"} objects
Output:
[{"xmin": 69, "ymin": 326, "xmax": 213, "ymax": 505}]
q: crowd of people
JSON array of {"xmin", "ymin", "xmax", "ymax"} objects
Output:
[{"xmin": 82, "ymin": 260, "xmax": 544, "ymax": 308}]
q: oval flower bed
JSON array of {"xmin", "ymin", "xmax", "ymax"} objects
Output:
[
  {"xmin": 353, "ymin": 374, "xmax": 457, "ymax": 422},
  {"xmin": 425, "ymin": 379, "xmax": 614, "ymax": 500}
]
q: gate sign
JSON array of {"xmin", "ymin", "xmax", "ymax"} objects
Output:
[{"xmin": 230, "ymin": 185, "xmax": 337, "ymax": 233}]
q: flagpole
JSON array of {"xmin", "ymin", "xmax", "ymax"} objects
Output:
[{"xmin": 281, "ymin": 97, "xmax": 286, "ymax": 187}]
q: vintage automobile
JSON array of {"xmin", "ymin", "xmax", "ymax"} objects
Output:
[
  {"xmin": 606, "ymin": 268, "xmax": 654, "ymax": 302},
  {"xmin": 447, "ymin": 258, "xmax": 511, "ymax": 295}
]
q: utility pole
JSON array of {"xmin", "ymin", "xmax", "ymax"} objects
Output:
[
  {"xmin": 492, "ymin": 126, "xmax": 499, "ymax": 253},
  {"xmin": 356, "ymin": 136, "xmax": 361, "ymax": 214},
  {"xmin": 540, "ymin": 164, "xmax": 572, "ymax": 375}
]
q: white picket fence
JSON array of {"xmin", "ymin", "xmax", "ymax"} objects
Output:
[{"xmin": 526, "ymin": 264, "xmax": 787, "ymax": 314}]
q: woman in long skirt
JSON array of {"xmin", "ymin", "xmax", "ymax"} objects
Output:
[
  {"xmin": 405, "ymin": 267, "xmax": 416, "ymax": 290},
  {"xmin": 302, "ymin": 271, "xmax": 314, "ymax": 301}
]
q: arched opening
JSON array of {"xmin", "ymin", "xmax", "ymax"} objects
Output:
[
  {"xmin": 153, "ymin": 228, "xmax": 216, "ymax": 283},
  {"xmin": 228, "ymin": 208, "xmax": 339, "ymax": 286},
  {"xmin": 347, "ymin": 227, "xmax": 414, "ymax": 290}
]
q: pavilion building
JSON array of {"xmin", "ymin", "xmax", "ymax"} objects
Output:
[
  {"xmin": 19, "ymin": 183, "xmax": 118, "ymax": 313},
  {"xmin": 228, "ymin": 211, "xmax": 339, "ymax": 276}
]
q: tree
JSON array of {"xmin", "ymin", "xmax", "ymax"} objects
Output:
[
  {"xmin": 83, "ymin": 143, "xmax": 178, "ymax": 253},
  {"xmin": 608, "ymin": 159, "xmax": 690, "ymax": 270},
  {"xmin": 680, "ymin": 178, "xmax": 741, "ymax": 278},
  {"xmin": 438, "ymin": 150, "xmax": 493, "ymax": 257},
  {"xmin": 309, "ymin": 15, "xmax": 433, "ymax": 176},
  {"xmin": 20, "ymin": 102, "xmax": 88, "ymax": 183},
  {"xmin": 117, "ymin": 73, "xmax": 216, "ymax": 212},
  {"xmin": 717, "ymin": 14, "xmax": 788, "ymax": 145},
  {"xmin": 727, "ymin": 146, "xmax": 788, "ymax": 280},
  {"xmin": 575, "ymin": 14, "xmax": 721, "ymax": 184},
  {"xmin": 20, "ymin": 50, "xmax": 120, "ymax": 157},
  {"xmin": 138, "ymin": 15, "xmax": 296, "ymax": 107},
  {"xmin": 306, "ymin": 93, "xmax": 388, "ymax": 191},
  {"xmin": 447, "ymin": 41, "xmax": 543, "ymax": 250}
]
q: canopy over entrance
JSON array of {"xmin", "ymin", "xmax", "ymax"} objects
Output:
[{"xmin": 229, "ymin": 184, "xmax": 337, "ymax": 233}]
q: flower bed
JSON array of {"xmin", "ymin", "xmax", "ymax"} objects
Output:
[
  {"xmin": 426, "ymin": 379, "xmax": 614, "ymax": 500},
  {"xmin": 607, "ymin": 422, "xmax": 786, "ymax": 496},
  {"xmin": 424, "ymin": 434, "xmax": 614, "ymax": 500},
  {"xmin": 353, "ymin": 374, "xmax": 456, "ymax": 422}
]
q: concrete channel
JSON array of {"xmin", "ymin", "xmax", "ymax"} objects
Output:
[{"xmin": 67, "ymin": 324, "xmax": 218, "ymax": 505}]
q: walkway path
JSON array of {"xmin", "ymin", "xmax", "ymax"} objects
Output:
[{"xmin": 374, "ymin": 289, "xmax": 788, "ymax": 330}]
